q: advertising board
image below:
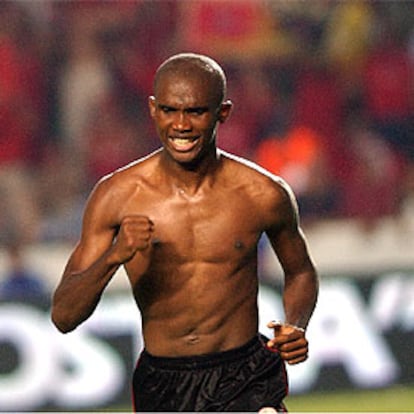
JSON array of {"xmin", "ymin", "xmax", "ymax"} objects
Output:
[{"xmin": 0, "ymin": 271, "xmax": 413, "ymax": 411}]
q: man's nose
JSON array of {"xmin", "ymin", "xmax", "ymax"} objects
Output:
[{"xmin": 172, "ymin": 111, "xmax": 191, "ymax": 131}]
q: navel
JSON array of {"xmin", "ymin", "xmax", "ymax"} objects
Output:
[{"xmin": 186, "ymin": 334, "xmax": 201, "ymax": 345}]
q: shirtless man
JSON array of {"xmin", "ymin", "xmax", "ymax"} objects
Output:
[{"xmin": 51, "ymin": 53, "xmax": 318, "ymax": 412}]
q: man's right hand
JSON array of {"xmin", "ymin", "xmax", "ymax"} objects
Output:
[{"xmin": 112, "ymin": 215, "xmax": 154, "ymax": 264}]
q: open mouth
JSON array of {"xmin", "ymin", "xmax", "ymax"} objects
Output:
[{"xmin": 169, "ymin": 136, "xmax": 200, "ymax": 152}]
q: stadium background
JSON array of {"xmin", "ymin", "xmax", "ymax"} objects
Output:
[{"xmin": 0, "ymin": 1, "xmax": 413, "ymax": 411}]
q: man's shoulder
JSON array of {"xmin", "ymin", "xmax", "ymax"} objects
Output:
[
  {"xmin": 98, "ymin": 151, "xmax": 160, "ymax": 188},
  {"xmin": 220, "ymin": 150, "xmax": 295, "ymax": 205},
  {"xmin": 221, "ymin": 150, "xmax": 284, "ymax": 186},
  {"xmin": 89, "ymin": 151, "xmax": 161, "ymax": 207}
]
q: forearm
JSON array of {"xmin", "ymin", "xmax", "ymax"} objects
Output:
[
  {"xmin": 51, "ymin": 249, "xmax": 121, "ymax": 333},
  {"xmin": 283, "ymin": 267, "xmax": 318, "ymax": 329}
]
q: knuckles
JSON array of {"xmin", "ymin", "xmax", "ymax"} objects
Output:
[{"xmin": 115, "ymin": 215, "xmax": 155, "ymax": 260}]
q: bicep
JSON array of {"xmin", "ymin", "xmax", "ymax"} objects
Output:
[
  {"xmin": 264, "ymin": 181, "xmax": 314, "ymax": 276},
  {"xmin": 267, "ymin": 225, "xmax": 313, "ymax": 277},
  {"xmin": 65, "ymin": 183, "xmax": 118, "ymax": 274}
]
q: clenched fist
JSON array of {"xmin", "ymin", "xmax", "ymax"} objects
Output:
[
  {"xmin": 112, "ymin": 215, "xmax": 154, "ymax": 264},
  {"xmin": 266, "ymin": 320, "xmax": 308, "ymax": 365}
]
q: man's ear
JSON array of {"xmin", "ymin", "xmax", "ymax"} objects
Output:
[
  {"xmin": 218, "ymin": 99, "xmax": 233, "ymax": 123},
  {"xmin": 148, "ymin": 96, "xmax": 156, "ymax": 118}
]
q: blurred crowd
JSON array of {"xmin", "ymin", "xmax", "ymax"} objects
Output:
[{"xmin": 0, "ymin": 0, "xmax": 413, "ymax": 247}]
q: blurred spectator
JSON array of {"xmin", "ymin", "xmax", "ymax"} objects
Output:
[
  {"xmin": 102, "ymin": 0, "xmax": 178, "ymax": 110},
  {"xmin": 219, "ymin": 64, "xmax": 279, "ymax": 157},
  {"xmin": 54, "ymin": 2, "xmax": 142, "ymax": 144},
  {"xmin": 177, "ymin": 0, "xmax": 290, "ymax": 61},
  {"xmin": 83, "ymin": 97, "xmax": 153, "ymax": 184},
  {"xmin": 0, "ymin": 239, "xmax": 50, "ymax": 308},
  {"xmin": 255, "ymin": 124, "xmax": 338, "ymax": 221},
  {"xmin": 36, "ymin": 142, "xmax": 86, "ymax": 243},
  {"xmin": 290, "ymin": 55, "xmax": 349, "ymax": 187},
  {"xmin": 323, "ymin": 1, "xmax": 375, "ymax": 79},
  {"xmin": 0, "ymin": 2, "xmax": 46, "ymax": 244},
  {"xmin": 361, "ymin": 9, "xmax": 413, "ymax": 160},
  {"xmin": 0, "ymin": 0, "xmax": 412, "ymax": 243},
  {"xmin": 56, "ymin": 3, "xmax": 114, "ymax": 152},
  {"xmin": 341, "ymin": 117, "xmax": 406, "ymax": 231}
]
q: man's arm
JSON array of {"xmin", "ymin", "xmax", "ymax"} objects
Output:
[
  {"xmin": 51, "ymin": 179, "xmax": 154, "ymax": 333},
  {"xmin": 265, "ymin": 179, "xmax": 318, "ymax": 364},
  {"xmin": 51, "ymin": 244, "xmax": 120, "ymax": 333}
]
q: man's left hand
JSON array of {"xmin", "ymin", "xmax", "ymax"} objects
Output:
[{"xmin": 266, "ymin": 320, "xmax": 308, "ymax": 365}]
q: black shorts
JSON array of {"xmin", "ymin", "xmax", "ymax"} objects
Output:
[{"xmin": 132, "ymin": 334, "xmax": 288, "ymax": 412}]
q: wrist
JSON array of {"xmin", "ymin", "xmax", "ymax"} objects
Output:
[
  {"xmin": 288, "ymin": 323, "xmax": 305, "ymax": 333},
  {"xmin": 106, "ymin": 246, "xmax": 124, "ymax": 267}
]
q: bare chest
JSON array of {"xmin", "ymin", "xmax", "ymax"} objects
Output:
[{"xmin": 120, "ymin": 190, "xmax": 262, "ymax": 264}]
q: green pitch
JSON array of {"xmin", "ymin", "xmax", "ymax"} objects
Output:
[{"xmin": 285, "ymin": 385, "xmax": 414, "ymax": 412}]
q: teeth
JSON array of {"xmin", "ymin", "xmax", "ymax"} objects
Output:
[{"xmin": 171, "ymin": 138, "xmax": 194, "ymax": 146}]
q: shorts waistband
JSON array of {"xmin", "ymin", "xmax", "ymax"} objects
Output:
[{"xmin": 140, "ymin": 334, "xmax": 266, "ymax": 371}]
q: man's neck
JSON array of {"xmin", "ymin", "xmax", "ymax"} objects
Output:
[{"xmin": 159, "ymin": 149, "xmax": 222, "ymax": 196}]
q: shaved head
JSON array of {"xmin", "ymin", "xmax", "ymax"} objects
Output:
[{"xmin": 154, "ymin": 53, "xmax": 227, "ymax": 106}]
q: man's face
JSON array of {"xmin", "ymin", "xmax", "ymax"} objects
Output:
[{"xmin": 149, "ymin": 72, "xmax": 231, "ymax": 166}]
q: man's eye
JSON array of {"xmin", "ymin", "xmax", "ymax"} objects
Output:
[
  {"xmin": 160, "ymin": 106, "xmax": 174, "ymax": 113},
  {"xmin": 189, "ymin": 108, "xmax": 207, "ymax": 115}
]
